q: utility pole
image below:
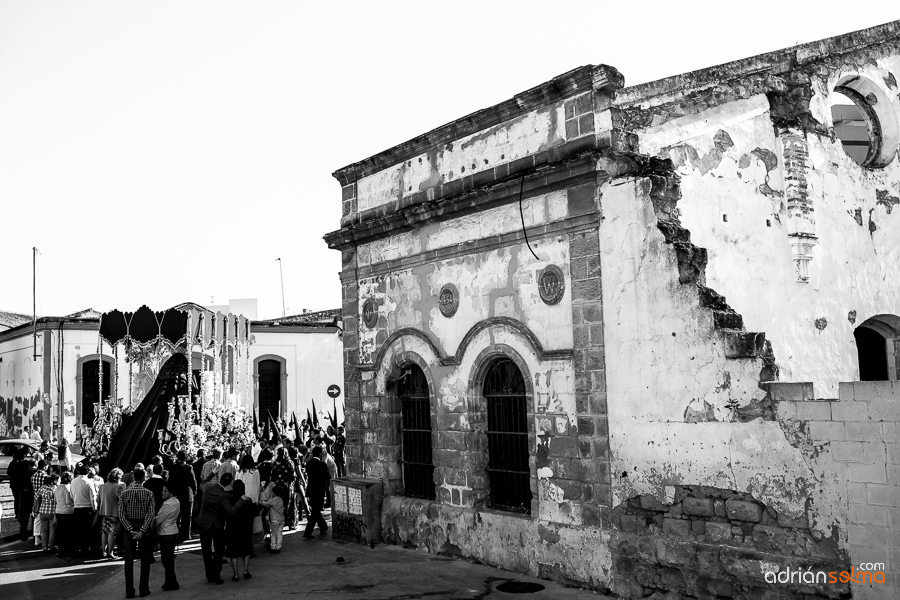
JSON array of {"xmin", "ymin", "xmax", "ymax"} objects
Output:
[
  {"xmin": 33, "ymin": 247, "xmax": 37, "ymax": 360},
  {"xmin": 277, "ymin": 258, "xmax": 286, "ymax": 317}
]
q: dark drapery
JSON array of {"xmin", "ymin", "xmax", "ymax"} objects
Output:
[{"xmin": 101, "ymin": 353, "xmax": 191, "ymax": 476}]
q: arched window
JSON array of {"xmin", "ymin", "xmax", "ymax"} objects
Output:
[
  {"xmin": 855, "ymin": 316, "xmax": 899, "ymax": 381},
  {"xmin": 398, "ymin": 364, "xmax": 435, "ymax": 499},
  {"xmin": 483, "ymin": 358, "xmax": 532, "ymax": 513},
  {"xmin": 258, "ymin": 359, "xmax": 282, "ymax": 421}
]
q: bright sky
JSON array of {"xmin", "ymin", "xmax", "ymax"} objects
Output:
[{"xmin": 0, "ymin": 2, "xmax": 895, "ymax": 320}]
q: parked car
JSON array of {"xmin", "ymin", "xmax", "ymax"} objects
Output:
[{"xmin": 0, "ymin": 439, "xmax": 85, "ymax": 481}]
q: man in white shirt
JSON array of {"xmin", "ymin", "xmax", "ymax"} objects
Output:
[
  {"xmin": 70, "ymin": 464, "xmax": 97, "ymax": 557},
  {"xmin": 155, "ymin": 484, "xmax": 181, "ymax": 591}
]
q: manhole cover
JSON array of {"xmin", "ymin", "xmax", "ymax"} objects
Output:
[{"xmin": 496, "ymin": 581, "xmax": 546, "ymax": 594}]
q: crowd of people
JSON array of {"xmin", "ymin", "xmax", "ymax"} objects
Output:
[{"xmin": 7, "ymin": 422, "xmax": 347, "ymax": 598}]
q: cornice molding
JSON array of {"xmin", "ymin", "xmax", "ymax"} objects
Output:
[{"xmin": 332, "ymin": 64, "xmax": 623, "ymax": 186}]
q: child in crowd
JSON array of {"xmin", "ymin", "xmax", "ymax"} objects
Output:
[{"xmin": 259, "ymin": 485, "xmax": 285, "ymax": 553}]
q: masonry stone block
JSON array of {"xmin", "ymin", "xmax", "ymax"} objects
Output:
[
  {"xmin": 655, "ymin": 538, "xmax": 696, "ymax": 566},
  {"xmin": 794, "ymin": 401, "xmax": 833, "ymax": 421},
  {"xmin": 549, "ymin": 435, "xmax": 578, "ymax": 458},
  {"xmin": 832, "ymin": 401, "xmax": 869, "ymax": 422},
  {"xmin": 714, "ymin": 499, "xmax": 726, "ymax": 517},
  {"xmin": 725, "ymin": 500, "xmax": 762, "ymax": 522},
  {"xmin": 640, "ymin": 495, "xmax": 669, "ymax": 511},
  {"xmin": 705, "ymin": 521, "xmax": 732, "ymax": 543},
  {"xmin": 845, "ymin": 422, "xmax": 884, "ymax": 442},
  {"xmin": 683, "ymin": 497, "xmax": 715, "ymax": 517},
  {"xmin": 853, "ymin": 381, "xmax": 894, "ymax": 402},
  {"xmin": 776, "ymin": 512, "xmax": 808, "ymax": 529},
  {"xmin": 572, "ymin": 278, "xmax": 601, "ymax": 302},
  {"xmin": 621, "ymin": 514, "xmax": 647, "ymax": 533},
  {"xmin": 847, "ymin": 462, "xmax": 887, "ymax": 484},
  {"xmin": 807, "ymin": 420, "xmax": 845, "ymax": 441},
  {"xmin": 867, "ymin": 401, "xmax": 900, "ymax": 422},
  {"xmin": 867, "ymin": 484, "xmax": 900, "ymax": 507}
]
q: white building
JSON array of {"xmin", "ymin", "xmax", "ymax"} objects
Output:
[{"xmin": 0, "ymin": 305, "xmax": 343, "ymax": 442}]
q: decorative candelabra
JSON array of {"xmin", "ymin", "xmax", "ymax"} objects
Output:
[{"xmin": 86, "ymin": 396, "xmax": 124, "ymax": 457}]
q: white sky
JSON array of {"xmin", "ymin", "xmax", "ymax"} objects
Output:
[{"xmin": 0, "ymin": 1, "xmax": 895, "ymax": 320}]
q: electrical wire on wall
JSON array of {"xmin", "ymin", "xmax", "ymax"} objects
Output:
[{"xmin": 518, "ymin": 174, "xmax": 541, "ymax": 261}]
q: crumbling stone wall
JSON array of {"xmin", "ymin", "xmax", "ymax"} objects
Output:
[
  {"xmin": 609, "ymin": 487, "xmax": 849, "ymax": 599},
  {"xmin": 615, "ymin": 22, "xmax": 900, "ymax": 395}
]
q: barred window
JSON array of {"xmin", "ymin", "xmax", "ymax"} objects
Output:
[
  {"xmin": 398, "ymin": 364, "xmax": 435, "ymax": 499},
  {"xmin": 484, "ymin": 358, "xmax": 532, "ymax": 514}
]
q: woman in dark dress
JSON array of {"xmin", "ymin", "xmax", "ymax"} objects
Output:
[{"xmin": 225, "ymin": 480, "xmax": 255, "ymax": 581}]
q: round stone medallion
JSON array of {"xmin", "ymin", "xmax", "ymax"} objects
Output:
[
  {"xmin": 438, "ymin": 283, "xmax": 459, "ymax": 318},
  {"xmin": 538, "ymin": 265, "xmax": 565, "ymax": 305},
  {"xmin": 361, "ymin": 298, "xmax": 378, "ymax": 328}
]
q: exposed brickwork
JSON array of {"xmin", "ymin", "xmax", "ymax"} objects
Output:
[
  {"xmin": 562, "ymin": 225, "xmax": 611, "ymax": 509},
  {"xmin": 609, "ymin": 487, "xmax": 849, "ymax": 600}
]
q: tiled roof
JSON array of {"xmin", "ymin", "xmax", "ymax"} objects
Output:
[
  {"xmin": 0, "ymin": 310, "xmax": 32, "ymax": 328},
  {"xmin": 252, "ymin": 308, "xmax": 341, "ymax": 327}
]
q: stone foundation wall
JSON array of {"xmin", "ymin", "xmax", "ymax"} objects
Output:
[
  {"xmin": 381, "ymin": 496, "xmax": 612, "ymax": 590},
  {"xmin": 608, "ymin": 486, "xmax": 850, "ymax": 600}
]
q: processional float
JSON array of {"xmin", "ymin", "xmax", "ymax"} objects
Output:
[{"xmin": 88, "ymin": 303, "xmax": 251, "ymax": 471}]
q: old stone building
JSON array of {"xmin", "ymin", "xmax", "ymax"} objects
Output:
[{"xmin": 325, "ymin": 21, "xmax": 900, "ymax": 600}]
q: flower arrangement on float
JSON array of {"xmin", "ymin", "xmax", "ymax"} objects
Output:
[{"xmin": 179, "ymin": 402, "xmax": 255, "ymax": 455}]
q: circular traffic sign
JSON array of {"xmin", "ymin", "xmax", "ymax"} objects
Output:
[{"xmin": 327, "ymin": 384, "xmax": 341, "ymax": 398}]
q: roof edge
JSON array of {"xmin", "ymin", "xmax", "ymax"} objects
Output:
[
  {"xmin": 616, "ymin": 19, "xmax": 900, "ymax": 106},
  {"xmin": 331, "ymin": 65, "xmax": 624, "ymax": 186}
]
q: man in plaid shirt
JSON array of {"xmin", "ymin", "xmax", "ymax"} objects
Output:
[
  {"xmin": 200, "ymin": 448, "xmax": 222, "ymax": 484},
  {"xmin": 32, "ymin": 471, "xmax": 58, "ymax": 551},
  {"xmin": 118, "ymin": 468, "xmax": 156, "ymax": 598},
  {"xmin": 30, "ymin": 460, "xmax": 49, "ymax": 547}
]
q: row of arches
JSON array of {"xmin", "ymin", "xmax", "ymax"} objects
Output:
[{"xmin": 394, "ymin": 357, "xmax": 533, "ymax": 513}]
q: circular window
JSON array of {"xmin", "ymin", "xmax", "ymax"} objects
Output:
[
  {"xmin": 361, "ymin": 298, "xmax": 378, "ymax": 328},
  {"xmin": 438, "ymin": 283, "xmax": 459, "ymax": 318},
  {"xmin": 830, "ymin": 75, "xmax": 898, "ymax": 168},
  {"xmin": 538, "ymin": 265, "xmax": 565, "ymax": 305}
]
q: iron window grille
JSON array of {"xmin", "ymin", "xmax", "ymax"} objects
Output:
[
  {"xmin": 484, "ymin": 358, "xmax": 532, "ymax": 514},
  {"xmin": 398, "ymin": 365, "xmax": 435, "ymax": 500},
  {"xmin": 258, "ymin": 359, "xmax": 281, "ymax": 421}
]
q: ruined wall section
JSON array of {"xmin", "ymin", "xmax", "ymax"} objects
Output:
[
  {"xmin": 615, "ymin": 29, "xmax": 900, "ymax": 396},
  {"xmin": 600, "ymin": 174, "xmax": 829, "ymax": 521}
]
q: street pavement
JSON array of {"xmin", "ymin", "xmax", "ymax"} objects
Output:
[{"xmin": 0, "ymin": 516, "xmax": 610, "ymax": 599}]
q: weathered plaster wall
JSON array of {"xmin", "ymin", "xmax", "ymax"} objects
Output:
[
  {"xmin": 0, "ymin": 337, "xmax": 42, "ymax": 438},
  {"xmin": 355, "ymin": 98, "xmax": 574, "ymax": 213},
  {"xmin": 600, "ymin": 176, "xmax": 834, "ymax": 527},
  {"xmin": 634, "ymin": 63, "xmax": 900, "ymax": 397},
  {"xmin": 249, "ymin": 330, "xmax": 343, "ymax": 419},
  {"xmin": 358, "ymin": 236, "xmax": 574, "ymax": 365}
]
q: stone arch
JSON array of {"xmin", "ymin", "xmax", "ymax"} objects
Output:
[
  {"xmin": 465, "ymin": 342, "xmax": 537, "ymax": 515},
  {"xmin": 363, "ymin": 330, "xmax": 440, "ymax": 495},
  {"xmin": 854, "ymin": 314, "xmax": 900, "ymax": 381},
  {"xmin": 252, "ymin": 354, "xmax": 288, "ymax": 418},
  {"xmin": 387, "ymin": 350, "xmax": 439, "ymax": 500},
  {"xmin": 373, "ymin": 330, "xmax": 440, "ymax": 396}
]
